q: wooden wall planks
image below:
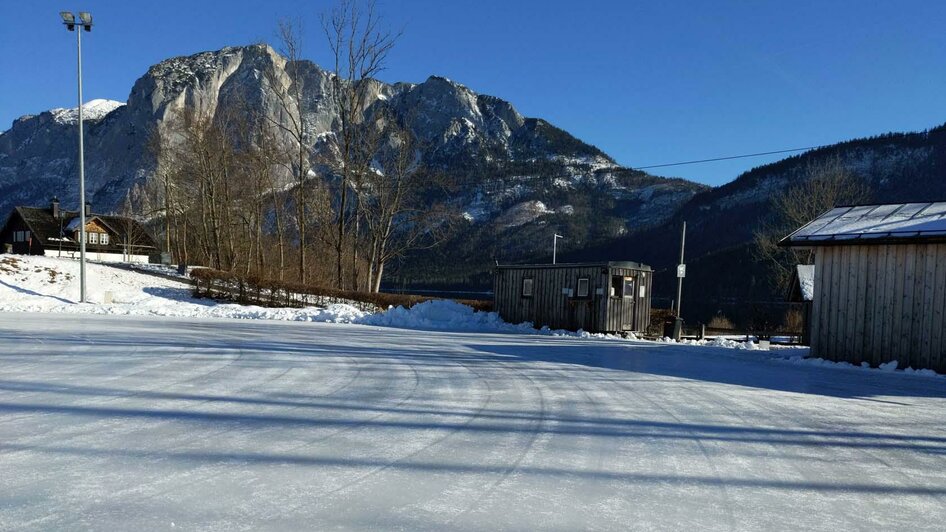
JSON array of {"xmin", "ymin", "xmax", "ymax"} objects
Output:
[
  {"xmin": 812, "ymin": 243, "xmax": 946, "ymax": 372},
  {"xmin": 493, "ymin": 264, "xmax": 652, "ymax": 333}
]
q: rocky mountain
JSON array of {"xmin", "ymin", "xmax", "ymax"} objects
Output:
[{"xmin": 0, "ymin": 44, "xmax": 704, "ymax": 251}]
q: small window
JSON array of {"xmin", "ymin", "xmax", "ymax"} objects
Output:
[
  {"xmin": 623, "ymin": 277, "xmax": 635, "ymax": 298},
  {"xmin": 522, "ymin": 278, "xmax": 534, "ymax": 297},
  {"xmin": 610, "ymin": 275, "xmax": 623, "ymax": 298},
  {"xmin": 88, "ymin": 232, "xmax": 98, "ymax": 245},
  {"xmin": 100, "ymin": 233, "xmax": 109, "ymax": 245},
  {"xmin": 576, "ymin": 278, "xmax": 590, "ymax": 298},
  {"xmin": 13, "ymin": 231, "xmax": 21, "ymax": 242}
]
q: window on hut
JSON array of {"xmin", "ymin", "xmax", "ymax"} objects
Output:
[
  {"xmin": 101, "ymin": 233, "xmax": 109, "ymax": 245},
  {"xmin": 522, "ymin": 278, "xmax": 534, "ymax": 297},
  {"xmin": 623, "ymin": 277, "xmax": 635, "ymax": 298},
  {"xmin": 610, "ymin": 275, "xmax": 623, "ymax": 298},
  {"xmin": 88, "ymin": 232, "xmax": 98, "ymax": 245},
  {"xmin": 576, "ymin": 278, "xmax": 590, "ymax": 298}
]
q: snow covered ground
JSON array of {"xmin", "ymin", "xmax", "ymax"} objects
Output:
[
  {"xmin": 3, "ymin": 255, "xmax": 943, "ymax": 379},
  {"xmin": 0, "ymin": 255, "xmax": 366, "ymax": 322},
  {"xmin": 1, "ymin": 313, "xmax": 945, "ymax": 530}
]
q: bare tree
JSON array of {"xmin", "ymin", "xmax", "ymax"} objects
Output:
[
  {"xmin": 118, "ymin": 194, "xmax": 157, "ymax": 262},
  {"xmin": 322, "ymin": 0, "xmax": 400, "ymax": 288},
  {"xmin": 260, "ymin": 20, "xmax": 313, "ymax": 283},
  {"xmin": 754, "ymin": 156, "xmax": 872, "ymax": 290},
  {"xmin": 361, "ymin": 116, "xmax": 457, "ymax": 292}
]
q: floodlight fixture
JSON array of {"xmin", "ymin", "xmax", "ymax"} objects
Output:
[
  {"xmin": 60, "ymin": 11, "xmax": 75, "ymax": 30},
  {"xmin": 78, "ymin": 12, "xmax": 92, "ymax": 31}
]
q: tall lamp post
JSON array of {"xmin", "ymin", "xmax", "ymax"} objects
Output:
[
  {"xmin": 552, "ymin": 233, "xmax": 564, "ymax": 264},
  {"xmin": 60, "ymin": 11, "xmax": 93, "ymax": 303}
]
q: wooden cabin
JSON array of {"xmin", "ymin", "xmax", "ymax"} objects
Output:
[
  {"xmin": 780, "ymin": 201, "xmax": 946, "ymax": 372},
  {"xmin": 1, "ymin": 199, "xmax": 159, "ymax": 263},
  {"xmin": 493, "ymin": 261, "xmax": 652, "ymax": 333}
]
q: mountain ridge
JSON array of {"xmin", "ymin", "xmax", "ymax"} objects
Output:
[{"xmin": 0, "ymin": 43, "xmax": 705, "ymax": 255}]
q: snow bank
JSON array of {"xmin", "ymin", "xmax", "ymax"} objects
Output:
[
  {"xmin": 361, "ymin": 299, "xmax": 532, "ymax": 333},
  {"xmin": 359, "ymin": 299, "xmax": 632, "ymax": 339},
  {"xmin": 0, "ymin": 255, "xmax": 366, "ymax": 323},
  {"xmin": 782, "ymin": 353, "xmax": 943, "ymax": 379}
]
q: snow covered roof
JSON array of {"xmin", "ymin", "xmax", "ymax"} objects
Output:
[{"xmin": 781, "ymin": 202, "xmax": 946, "ymax": 247}]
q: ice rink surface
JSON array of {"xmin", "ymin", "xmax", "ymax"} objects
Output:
[{"xmin": 1, "ymin": 312, "xmax": 945, "ymax": 530}]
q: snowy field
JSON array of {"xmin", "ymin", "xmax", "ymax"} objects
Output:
[{"xmin": 2, "ymin": 312, "xmax": 946, "ymax": 530}]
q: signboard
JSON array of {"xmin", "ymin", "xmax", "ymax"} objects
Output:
[{"xmin": 676, "ymin": 264, "xmax": 686, "ymax": 278}]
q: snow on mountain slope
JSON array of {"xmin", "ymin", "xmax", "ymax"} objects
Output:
[{"xmin": 50, "ymin": 99, "xmax": 125, "ymax": 125}]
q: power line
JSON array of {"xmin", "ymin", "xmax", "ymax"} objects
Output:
[
  {"xmin": 324, "ymin": 143, "xmax": 831, "ymax": 192},
  {"xmin": 633, "ymin": 145, "xmax": 826, "ymax": 170}
]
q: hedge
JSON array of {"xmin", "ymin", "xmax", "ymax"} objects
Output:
[{"xmin": 189, "ymin": 267, "xmax": 493, "ymax": 313}]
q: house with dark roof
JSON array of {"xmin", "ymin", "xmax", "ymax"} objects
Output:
[
  {"xmin": 1, "ymin": 198, "xmax": 159, "ymax": 263},
  {"xmin": 780, "ymin": 201, "xmax": 946, "ymax": 373}
]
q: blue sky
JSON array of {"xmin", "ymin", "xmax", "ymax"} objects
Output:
[{"xmin": 1, "ymin": 1, "xmax": 944, "ymax": 185}]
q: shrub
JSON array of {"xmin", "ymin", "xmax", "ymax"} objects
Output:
[
  {"xmin": 708, "ymin": 315, "xmax": 735, "ymax": 330},
  {"xmin": 782, "ymin": 308, "xmax": 804, "ymax": 334}
]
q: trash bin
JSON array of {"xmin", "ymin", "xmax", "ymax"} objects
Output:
[{"xmin": 663, "ymin": 317, "xmax": 684, "ymax": 340}]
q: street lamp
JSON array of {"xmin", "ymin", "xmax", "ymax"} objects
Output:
[
  {"xmin": 60, "ymin": 11, "xmax": 93, "ymax": 303},
  {"xmin": 552, "ymin": 233, "xmax": 564, "ymax": 264}
]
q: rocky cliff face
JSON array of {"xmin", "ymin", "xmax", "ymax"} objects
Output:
[{"xmin": 0, "ymin": 44, "xmax": 704, "ymax": 261}]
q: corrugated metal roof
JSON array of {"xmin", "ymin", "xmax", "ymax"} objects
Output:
[{"xmin": 780, "ymin": 202, "xmax": 946, "ymax": 247}]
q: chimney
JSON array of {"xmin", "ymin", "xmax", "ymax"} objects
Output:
[
  {"xmin": 50, "ymin": 197, "xmax": 60, "ymax": 219},
  {"xmin": 84, "ymin": 202, "xmax": 91, "ymax": 217}
]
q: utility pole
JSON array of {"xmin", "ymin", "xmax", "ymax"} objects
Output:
[
  {"xmin": 61, "ymin": 11, "xmax": 93, "ymax": 303},
  {"xmin": 552, "ymin": 234, "xmax": 563, "ymax": 264},
  {"xmin": 676, "ymin": 221, "xmax": 686, "ymax": 317}
]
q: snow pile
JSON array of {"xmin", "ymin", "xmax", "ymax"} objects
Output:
[
  {"xmin": 361, "ymin": 299, "xmax": 544, "ymax": 334},
  {"xmin": 783, "ymin": 353, "xmax": 943, "ymax": 379},
  {"xmin": 51, "ymin": 99, "xmax": 125, "ymax": 124},
  {"xmin": 707, "ymin": 336, "xmax": 760, "ymax": 350},
  {"xmin": 658, "ymin": 335, "xmax": 761, "ymax": 350}
]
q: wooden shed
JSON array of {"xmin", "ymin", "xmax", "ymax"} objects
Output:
[
  {"xmin": 493, "ymin": 261, "xmax": 652, "ymax": 333},
  {"xmin": 780, "ymin": 202, "xmax": 946, "ymax": 372}
]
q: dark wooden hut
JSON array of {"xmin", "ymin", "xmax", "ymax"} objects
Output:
[
  {"xmin": 493, "ymin": 261, "xmax": 652, "ymax": 333},
  {"xmin": 780, "ymin": 201, "xmax": 946, "ymax": 372}
]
